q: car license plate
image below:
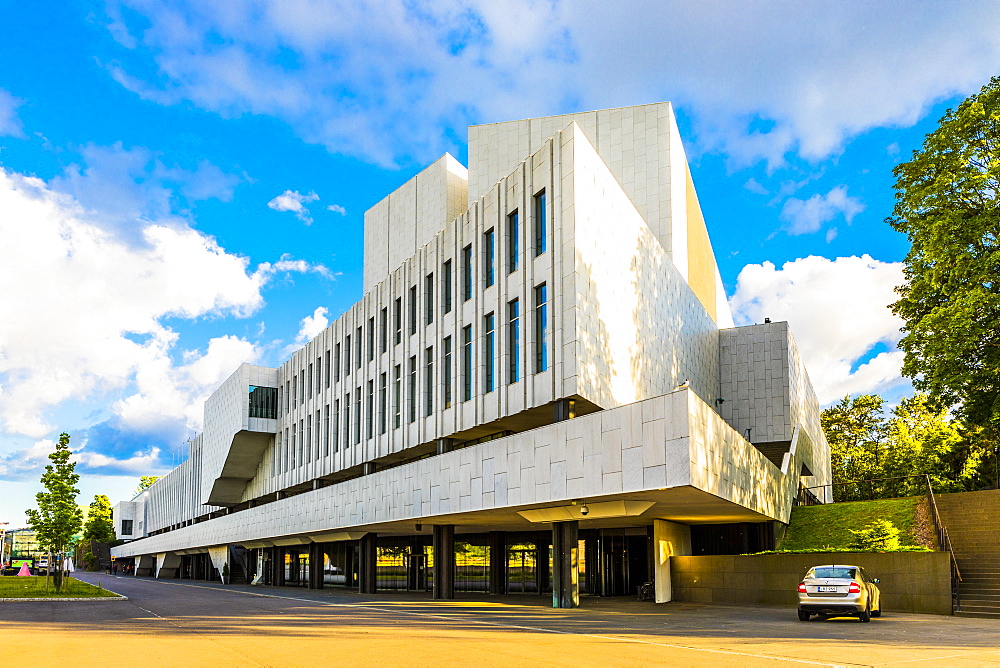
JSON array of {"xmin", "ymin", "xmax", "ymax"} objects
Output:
[{"xmin": 817, "ymin": 586, "xmax": 838, "ymax": 592}]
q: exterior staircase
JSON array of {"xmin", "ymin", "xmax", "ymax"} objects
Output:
[{"xmin": 934, "ymin": 489, "xmax": 1000, "ymax": 618}]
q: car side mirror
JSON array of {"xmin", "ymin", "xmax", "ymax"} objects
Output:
[{"xmin": 872, "ymin": 578, "xmax": 880, "ymax": 584}]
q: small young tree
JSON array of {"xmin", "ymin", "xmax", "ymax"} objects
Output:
[{"xmin": 25, "ymin": 433, "xmax": 83, "ymax": 591}]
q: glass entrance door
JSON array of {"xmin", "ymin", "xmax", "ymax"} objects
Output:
[{"xmin": 506, "ymin": 546, "xmax": 537, "ymax": 593}]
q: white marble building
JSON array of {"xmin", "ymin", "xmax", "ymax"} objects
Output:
[{"xmin": 112, "ymin": 103, "xmax": 831, "ymax": 606}]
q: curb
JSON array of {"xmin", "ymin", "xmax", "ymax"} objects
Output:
[{"xmin": 0, "ymin": 596, "xmax": 128, "ymax": 602}]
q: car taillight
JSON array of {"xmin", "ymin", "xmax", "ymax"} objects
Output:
[
  {"xmin": 797, "ymin": 582, "xmax": 807, "ymax": 593},
  {"xmin": 849, "ymin": 582, "xmax": 861, "ymax": 593}
]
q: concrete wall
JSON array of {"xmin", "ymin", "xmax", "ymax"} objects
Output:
[{"xmin": 670, "ymin": 552, "xmax": 952, "ymax": 615}]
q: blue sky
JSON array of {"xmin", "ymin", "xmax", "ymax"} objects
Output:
[{"xmin": 2, "ymin": 1, "xmax": 999, "ymax": 526}]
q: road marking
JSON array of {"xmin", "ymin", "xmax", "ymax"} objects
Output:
[{"xmin": 105, "ymin": 577, "xmax": 851, "ymax": 667}]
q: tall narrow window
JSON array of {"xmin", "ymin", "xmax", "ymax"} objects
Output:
[
  {"xmin": 292, "ymin": 375, "xmax": 297, "ymax": 407},
  {"xmin": 290, "ymin": 429, "xmax": 296, "ymax": 469},
  {"xmin": 393, "ymin": 364, "xmax": 401, "ymax": 429},
  {"xmin": 442, "ymin": 259, "xmax": 453, "ymax": 314},
  {"xmin": 300, "ymin": 371, "xmax": 305, "ymax": 405},
  {"xmin": 316, "ymin": 357, "xmax": 322, "ymax": 394},
  {"xmin": 298, "ymin": 419, "xmax": 304, "ymax": 465},
  {"xmin": 333, "ymin": 400, "xmax": 340, "ymax": 452},
  {"xmin": 277, "ymin": 386, "xmax": 283, "ymax": 418},
  {"xmin": 535, "ymin": 283, "xmax": 549, "ymax": 372},
  {"xmin": 443, "ymin": 336, "xmax": 453, "ymax": 409},
  {"xmin": 273, "ymin": 431, "xmax": 280, "ymax": 476},
  {"xmin": 324, "ymin": 350, "xmax": 331, "ymax": 388},
  {"xmin": 344, "ymin": 336, "xmax": 351, "ymax": 376},
  {"xmin": 462, "ymin": 325, "xmax": 473, "ymax": 401},
  {"xmin": 425, "ymin": 273, "xmax": 434, "ymax": 325},
  {"xmin": 323, "ymin": 405, "xmax": 330, "ymax": 456},
  {"xmin": 484, "ymin": 313, "xmax": 495, "ymax": 393},
  {"xmin": 483, "ymin": 229, "xmax": 495, "ymax": 288},
  {"xmin": 394, "ymin": 297, "xmax": 402, "ymax": 345},
  {"xmin": 343, "ymin": 394, "xmax": 350, "ymax": 447},
  {"xmin": 368, "ymin": 317, "xmax": 375, "ymax": 361},
  {"xmin": 408, "ymin": 356, "xmax": 417, "ymax": 423},
  {"xmin": 284, "ymin": 427, "xmax": 290, "ymax": 471},
  {"xmin": 334, "ymin": 343, "xmax": 341, "ymax": 380},
  {"xmin": 307, "ymin": 364, "xmax": 313, "ymax": 399},
  {"xmin": 424, "ymin": 346, "xmax": 434, "ymax": 416},
  {"xmin": 366, "ymin": 380, "xmax": 374, "ymax": 440},
  {"xmin": 533, "ymin": 190, "xmax": 547, "ymax": 256},
  {"xmin": 354, "ymin": 387, "xmax": 361, "ymax": 444},
  {"xmin": 508, "ymin": 299, "xmax": 520, "ymax": 383},
  {"xmin": 306, "ymin": 415, "xmax": 312, "ymax": 461},
  {"xmin": 355, "ymin": 326, "xmax": 362, "ymax": 368},
  {"xmin": 285, "ymin": 381, "xmax": 290, "ymax": 413},
  {"xmin": 462, "ymin": 244, "xmax": 473, "ymax": 301},
  {"xmin": 379, "ymin": 307, "xmax": 388, "ymax": 353},
  {"xmin": 409, "ymin": 286, "xmax": 417, "ymax": 335},
  {"xmin": 378, "ymin": 372, "xmax": 387, "ymax": 434},
  {"xmin": 507, "ymin": 210, "xmax": 519, "ymax": 273}
]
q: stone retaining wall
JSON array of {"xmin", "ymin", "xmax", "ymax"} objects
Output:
[{"xmin": 670, "ymin": 552, "xmax": 951, "ymax": 615}]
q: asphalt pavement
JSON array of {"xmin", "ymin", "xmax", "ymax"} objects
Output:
[{"xmin": 1, "ymin": 572, "xmax": 998, "ymax": 667}]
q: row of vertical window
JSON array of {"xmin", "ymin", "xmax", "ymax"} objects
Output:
[{"xmin": 271, "ymin": 282, "xmax": 549, "ymax": 476}]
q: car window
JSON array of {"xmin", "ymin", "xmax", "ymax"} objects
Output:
[{"xmin": 810, "ymin": 567, "xmax": 856, "ymax": 579}]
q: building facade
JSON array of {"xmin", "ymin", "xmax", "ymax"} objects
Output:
[{"xmin": 112, "ymin": 102, "xmax": 832, "ymax": 606}]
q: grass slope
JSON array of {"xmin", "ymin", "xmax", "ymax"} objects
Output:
[
  {"xmin": 779, "ymin": 497, "xmax": 925, "ymax": 551},
  {"xmin": 0, "ymin": 576, "xmax": 120, "ymax": 598}
]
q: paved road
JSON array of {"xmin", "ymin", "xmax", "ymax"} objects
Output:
[{"xmin": 2, "ymin": 572, "xmax": 998, "ymax": 667}]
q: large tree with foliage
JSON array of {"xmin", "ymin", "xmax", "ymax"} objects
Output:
[
  {"xmin": 25, "ymin": 432, "xmax": 83, "ymax": 590},
  {"xmin": 822, "ymin": 394, "xmax": 971, "ymax": 500},
  {"xmin": 888, "ymin": 75, "xmax": 1000, "ymax": 488},
  {"xmin": 81, "ymin": 494, "xmax": 116, "ymax": 544},
  {"xmin": 135, "ymin": 475, "xmax": 162, "ymax": 496}
]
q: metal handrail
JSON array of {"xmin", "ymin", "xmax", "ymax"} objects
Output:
[
  {"xmin": 799, "ymin": 474, "xmax": 931, "ymax": 503},
  {"xmin": 924, "ymin": 474, "xmax": 962, "ymax": 612}
]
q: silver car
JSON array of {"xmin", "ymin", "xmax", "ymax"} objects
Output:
[{"xmin": 797, "ymin": 564, "xmax": 881, "ymax": 622}]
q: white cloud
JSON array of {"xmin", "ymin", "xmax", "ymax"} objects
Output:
[
  {"xmin": 729, "ymin": 255, "xmax": 909, "ymax": 405},
  {"xmin": 102, "ymin": 2, "xmax": 1000, "ymax": 168},
  {"xmin": 0, "ymin": 89, "xmax": 24, "ymax": 138},
  {"xmin": 0, "ymin": 167, "xmax": 318, "ymax": 439},
  {"xmin": 50, "ymin": 142, "xmax": 240, "ymax": 240},
  {"xmin": 779, "ymin": 185, "xmax": 865, "ymax": 235},
  {"xmin": 327, "ymin": 203, "xmax": 347, "ymax": 215},
  {"xmin": 743, "ymin": 177, "xmax": 769, "ymax": 195},
  {"xmin": 281, "ymin": 306, "xmax": 329, "ymax": 357},
  {"xmin": 267, "ymin": 189, "xmax": 320, "ymax": 224}
]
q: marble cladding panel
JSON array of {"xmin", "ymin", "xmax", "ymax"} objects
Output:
[
  {"xmin": 113, "ymin": 389, "xmax": 800, "ymax": 558},
  {"xmin": 567, "ymin": 125, "xmax": 720, "ymax": 414},
  {"xmin": 468, "ymin": 103, "xmax": 678, "ymax": 261},
  {"xmin": 362, "ymin": 155, "xmax": 469, "ymax": 293}
]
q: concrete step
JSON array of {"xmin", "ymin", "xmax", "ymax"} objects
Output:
[{"xmin": 955, "ymin": 610, "xmax": 1000, "ymax": 619}]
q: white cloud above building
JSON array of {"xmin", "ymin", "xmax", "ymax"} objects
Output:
[{"xmin": 730, "ymin": 254, "xmax": 909, "ymax": 405}]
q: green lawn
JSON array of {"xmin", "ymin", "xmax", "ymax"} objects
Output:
[
  {"xmin": 0, "ymin": 576, "xmax": 121, "ymax": 598},
  {"xmin": 778, "ymin": 496, "xmax": 929, "ymax": 552}
]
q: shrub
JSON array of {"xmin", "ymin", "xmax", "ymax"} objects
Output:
[{"xmin": 849, "ymin": 519, "xmax": 902, "ymax": 551}]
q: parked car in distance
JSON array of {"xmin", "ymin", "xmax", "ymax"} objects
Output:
[{"xmin": 797, "ymin": 564, "xmax": 881, "ymax": 622}]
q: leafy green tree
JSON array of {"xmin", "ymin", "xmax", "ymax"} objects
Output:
[
  {"xmin": 135, "ymin": 475, "xmax": 162, "ymax": 496},
  {"xmin": 882, "ymin": 395, "xmax": 966, "ymax": 495},
  {"xmin": 25, "ymin": 433, "xmax": 83, "ymax": 590},
  {"xmin": 889, "ymin": 75, "xmax": 1000, "ymax": 488},
  {"xmin": 821, "ymin": 395, "xmax": 887, "ymax": 500},
  {"xmin": 82, "ymin": 494, "xmax": 116, "ymax": 544}
]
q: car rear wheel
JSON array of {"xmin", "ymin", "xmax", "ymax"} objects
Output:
[
  {"xmin": 797, "ymin": 609, "xmax": 811, "ymax": 621},
  {"xmin": 871, "ymin": 606, "xmax": 881, "ymax": 618},
  {"xmin": 858, "ymin": 604, "xmax": 871, "ymax": 623}
]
